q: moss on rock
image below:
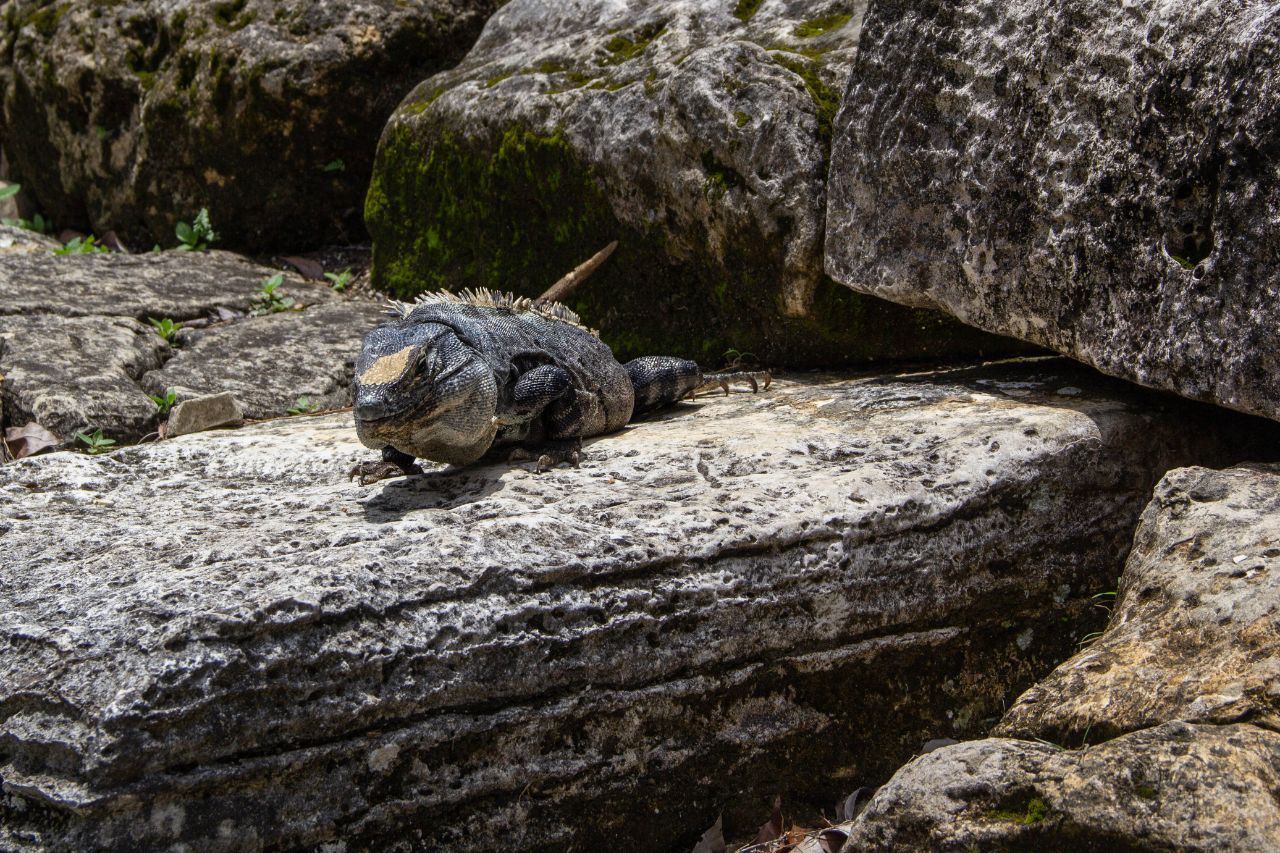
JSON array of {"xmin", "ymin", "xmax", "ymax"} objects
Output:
[{"xmin": 366, "ymin": 119, "xmax": 1020, "ymax": 367}]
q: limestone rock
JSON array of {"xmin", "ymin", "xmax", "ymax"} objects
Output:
[
  {"xmin": 0, "ymin": 0, "xmax": 499, "ymax": 251},
  {"xmin": 2, "ymin": 364, "xmax": 1276, "ymax": 850},
  {"xmin": 0, "ymin": 313, "xmax": 168, "ymax": 442},
  {"xmin": 0, "ymin": 248, "xmax": 369, "ymax": 441},
  {"xmin": 0, "ymin": 223, "xmax": 57, "ymax": 254},
  {"xmin": 997, "ymin": 463, "xmax": 1280, "ymax": 745},
  {"xmin": 0, "ymin": 249, "xmax": 331, "ymax": 321},
  {"xmin": 166, "ymin": 391, "xmax": 244, "ymax": 437},
  {"xmin": 368, "ymin": 0, "xmax": 1022, "ymax": 367},
  {"xmin": 842, "ymin": 722, "xmax": 1280, "ymax": 852},
  {"xmin": 825, "ymin": 0, "xmax": 1280, "ymax": 422},
  {"xmin": 143, "ymin": 300, "xmax": 391, "ymax": 419}
]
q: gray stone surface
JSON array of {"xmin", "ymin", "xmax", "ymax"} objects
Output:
[
  {"xmin": 144, "ymin": 300, "xmax": 391, "ymax": 419},
  {"xmin": 0, "ymin": 0, "xmax": 499, "ymax": 251},
  {"xmin": 0, "ymin": 248, "xmax": 371, "ymax": 441},
  {"xmin": 997, "ymin": 463, "xmax": 1280, "ymax": 745},
  {"xmin": 825, "ymin": 0, "xmax": 1280, "ymax": 422},
  {"xmin": 0, "ymin": 250, "xmax": 331, "ymax": 321},
  {"xmin": 166, "ymin": 391, "xmax": 244, "ymax": 437},
  {"xmin": 842, "ymin": 722, "xmax": 1280, "ymax": 852},
  {"xmin": 2, "ymin": 364, "xmax": 1276, "ymax": 850},
  {"xmin": 368, "ymin": 0, "xmax": 1022, "ymax": 367},
  {"xmin": 0, "ymin": 224, "xmax": 57, "ymax": 254},
  {"xmin": 0, "ymin": 313, "xmax": 168, "ymax": 442}
]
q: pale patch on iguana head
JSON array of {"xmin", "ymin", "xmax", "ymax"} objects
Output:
[{"xmin": 353, "ymin": 320, "xmax": 498, "ymax": 465}]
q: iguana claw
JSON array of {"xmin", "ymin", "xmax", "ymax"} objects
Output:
[{"xmin": 692, "ymin": 370, "xmax": 772, "ymax": 397}]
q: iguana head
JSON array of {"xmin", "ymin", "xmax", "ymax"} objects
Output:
[{"xmin": 352, "ymin": 320, "xmax": 498, "ymax": 465}]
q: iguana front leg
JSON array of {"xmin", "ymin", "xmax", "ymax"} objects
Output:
[{"xmin": 350, "ymin": 446, "xmax": 424, "ymax": 485}]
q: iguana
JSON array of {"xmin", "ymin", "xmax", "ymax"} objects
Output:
[{"xmin": 351, "ymin": 261, "xmax": 766, "ymax": 483}]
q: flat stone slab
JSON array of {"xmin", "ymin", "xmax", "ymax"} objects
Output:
[
  {"xmin": 2, "ymin": 363, "xmax": 1275, "ymax": 850},
  {"xmin": 0, "ymin": 313, "xmax": 168, "ymax": 442},
  {"xmin": 0, "ymin": 249, "xmax": 374, "ymax": 442},
  {"xmin": 842, "ymin": 722, "xmax": 1280, "ymax": 852},
  {"xmin": 0, "ymin": 225, "xmax": 58, "ymax": 255},
  {"xmin": 0, "ymin": 250, "xmax": 334, "ymax": 321},
  {"xmin": 997, "ymin": 462, "xmax": 1280, "ymax": 745},
  {"xmin": 143, "ymin": 301, "xmax": 391, "ymax": 420}
]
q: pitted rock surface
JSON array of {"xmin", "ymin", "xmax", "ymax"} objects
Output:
[
  {"xmin": 368, "ymin": 0, "xmax": 1021, "ymax": 366},
  {"xmin": 0, "ymin": 250, "xmax": 332, "ymax": 320},
  {"xmin": 825, "ymin": 0, "xmax": 1280, "ymax": 422},
  {"xmin": 0, "ymin": 313, "xmax": 169, "ymax": 442},
  {"xmin": 0, "ymin": 0, "xmax": 499, "ymax": 251},
  {"xmin": 842, "ymin": 722, "xmax": 1280, "ymax": 852},
  {"xmin": 2, "ymin": 364, "xmax": 1276, "ymax": 850},
  {"xmin": 143, "ymin": 300, "xmax": 390, "ymax": 420},
  {"xmin": 0, "ymin": 249, "xmax": 370, "ymax": 442},
  {"xmin": 0, "ymin": 223, "xmax": 57, "ymax": 255},
  {"xmin": 996, "ymin": 463, "xmax": 1280, "ymax": 745}
]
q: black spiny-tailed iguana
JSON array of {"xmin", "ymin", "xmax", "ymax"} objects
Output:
[{"xmin": 351, "ymin": 255, "xmax": 766, "ymax": 483}]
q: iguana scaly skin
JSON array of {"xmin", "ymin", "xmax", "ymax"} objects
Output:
[{"xmin": 351, "ymin": 288, "xmax": 763, "ymax": 480}]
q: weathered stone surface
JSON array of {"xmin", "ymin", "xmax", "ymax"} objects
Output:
[
  {"xmin": 0, "ymin": 248, "xmax": 370, "ymax": 442},
  {"xmin": 166, "ymin": 391, "xmax": 244, "ymax": 437},
  {"xmin": 997, "ymin": 463, "xmax": 1280, "ymax": 746},
  {"xmin": 825, "ymin": 0, "xmax": 1280, "ymax": 422},
  {"xmin": 0, "ymin": 223, "xmax": 57, "ymax": 254},
  {"xmin": 368, "ymin": 0, "xmax": 1023, "ymax": 367},
  {"xmin": 0, "ymin": 313, "xmax": 168, "ymax": 442},
  {"xmin": 2, "ymin": 364, "xmax": 1276, "ymax": 850},
  {"xmin": 143, "ymin": 300, "xmax": 391, "ymax": 419},
  {"xmin": 842, "ymin": 722, "xmax": 1280, "ymax": 852},
  {"xmin": 0, "ymin": 250, "xmax": 332, "ymax": 321},
  {"xmin": 0, "ymin": 0, "xmax": 499, "ymax": 251}
]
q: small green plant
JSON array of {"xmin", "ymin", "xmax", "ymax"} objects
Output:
[
  {"xmin": 148, "ymin": 317, "xmax": 183, "ymax": 343},
  {"xmin": 175, "ymin": 207, "xmax": 218, "ymax": 251},
  {"xmin": 149, "ymin": 388, "xmax": 178, "ymax": 416},
  {"xmin": 0, "ymin": 182, "xmax": 50, "ymax": 235},
  {"xmin": 76, "ymin": 429, "xmax": 116, "ymax": 454},
  {"xmin": 324, "ymin": 268, "xmax": 352, "ymax": 291},
  {"xmin": 53, "ymin": 235, "xmax": 110, "ymax": 255},
  {"xmin": 252, "ymin": 273, "xmax": 296, "ymax": 315},
  {"xmin": 287, "ymin": 396, "xmax": 319, "ymax": 415},
  {"xmin": 322, "ymin": 158, "xmax": 346, "ymax": 173},
  {"xmin": 3, "ymin": 212, "xmax": 51, "ymax": 233}
]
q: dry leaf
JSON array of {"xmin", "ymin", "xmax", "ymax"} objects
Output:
[
  {"xmin": 282, "ymin": 255, "xmax": 325, "ymax": 280},
  {"xmin": 5, "ymin": 422, "xmax": 61, "ymax": 458},
  {"xmin": 691, "ymin": 814, "xmax": 726, "ymax": 853},
  {"xmin": 756, "ymin": 795, "xmax": 784, "ymax": 844}
]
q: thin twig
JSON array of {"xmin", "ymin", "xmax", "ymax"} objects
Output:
[{"xmin": 537, "ymin": 240, "xmax": 618, "ymax": 305}]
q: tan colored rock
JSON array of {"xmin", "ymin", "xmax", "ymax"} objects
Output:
[
  {"xmin": 997, "ymin": 463, "xmax": 1280, "ymax": 745},
  {"xmin": 166, "ymin": 392, "xmax": 243, "ymax": 437},
  {"xmin": 843, "ymin": 722, "xmax": 1280, "ymax": 852}
]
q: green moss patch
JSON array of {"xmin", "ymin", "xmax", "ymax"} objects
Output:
[
  {"xmin": 987, "ymin": 794, "xmax": 1050, "ymax": 825},
  {"xmin": 600, "ymin": 21, "xmax": 667, "ymax": 65},
  {"xmin": 366, "ymin": 117, "xmax": 1025, "ymax": 367},
  {"xmin": 732, "ymin": 0, "xmax": 764, "ymax": 23},
  {"xmin": 770, "ymin": 52, "xmax": 839, "ymax": 146},
  {"xmin": 793, "ymin": 13, "xmax": 852, "ymax": 38}
]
